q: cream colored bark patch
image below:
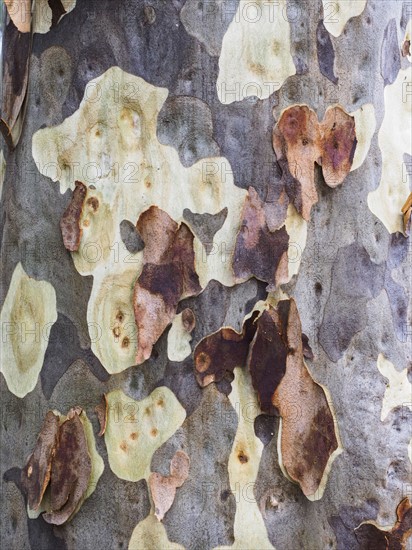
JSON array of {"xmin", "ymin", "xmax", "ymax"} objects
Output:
[
  {"xmin": 32, "ymin": 67, "xmax": 306, "ymax": 374},
  {"xmin": 33, "ymin": 0, "xmax": 76, "ymax": 34},
  {"xmin": 129, "ymin": 514, "xmax": 184, "ymax": 550},
  {"xmin": 104, "ymin": 388, "xmax": 186, "ymax": 482},
  {"xmin": 376, "ymin": 354, "xmax": 412, "ymax": 421},
  {"xmin": 216, "ymin": 0, "xmax": 295, "ymax": 104},
  {"xmin": 89, "ymin": 268, "xmax": 138, "ymax": 375},
  {"xmin": 0, "ymin": 262, "xmax": 57, "ymax": 398},
  {"xmin": 215, "ymin": 367, "xmax": 274, "ymax": 550},
  {"xmin": 32, "ymin": 67, "xmax": 250, "ymax": 372},
  {"xmin": 285, "ymin": 204, "xmax": 307, "ymax": 279},
  {"xmin": 368, "ymin": 68, "xmax": 412, "ymax": 234},
  {"xmin": 167, "ymin": 309, "xmax": 195, "ymax": 362},
  {"xmin": 350, "ymin": 104, "xmax": 376, "ymax": 172},
  {"xmin": 322, "ymin": 1, "xmax": 367, "ymax": 37},
  {"xmin": 76, "ymin": 410, "xmax": 105, "ymax": 512}
]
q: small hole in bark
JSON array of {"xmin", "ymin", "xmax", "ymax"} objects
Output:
[
  {"xmin": 221, "ymin": 490, "xmax": 230, "ymax": 501},
  {"xmin": 121, "ymin": 337, "xmax": 130, "ymax": 348},
  {"xmin": 237, "ymin": 451, "xmax": 248, "ymax": 463},
  {"xmin": 87, "ymin": 197, "xmax": 99, "ymax": 211}
]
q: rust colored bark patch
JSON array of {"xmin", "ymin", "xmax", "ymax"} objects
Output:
[
  {"xmin": 272, "ymin": 298, "xmax": 339, "ymax": 499},
  {"xmin": 273, "ymin": 105, "xmax": 357, "ymax": 220},
  {"xmin": 95, "ymin": 394, "xmax": 108, "ymax": 437},
  {"xmin": 60, "ymin": 181, "xmax": 87, "ymax": 251},
  {"xmin": 20, "ymin": 411, "xmax": 60, "ymax": 510},
  {"xmin": 248, "ymin": 304, "xmax": 290, "ymax": 415},
  {"xmin": 233, "ymin": 187, "xmax": 290, "ymax": 291},
  {"xmin": 402, "ymin": 193, "xmax": 412, "ymax": 236},
  {"xmin": 133, "ymin": 206, "xmax": 201, "ymax": 364},
  {"xmin": 195, "ymin": 302, "xmax": 313, "ymax": 399},
  {"xmin": 355, "ymin": 497, "xmax": 412, "ymax": 550},
  {"xmin": 320, "ymin": 106, "xmax": 357, "ymax": 187},
  {"xmin": 149, "ymin": 450, "xmax": 190, "ymax": 521},
  {"xmin": 194, "ymin": 311, "xmax": 259, "ymax": 387},
  {"xmin": 43, "ymin": 409, "xmax": 92, "ymax": 525},
  {"xmin": 4, "ymin": 0, "xmax": 31, "ymax": 33},
  {"xmin": 194, "ymin": 298, "xmax": 338, "ymax": 500}
]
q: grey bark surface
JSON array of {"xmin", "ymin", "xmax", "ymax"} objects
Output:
[{"xmin": 1, "ymin": 1, "xmax": 411, "ymax": 549}]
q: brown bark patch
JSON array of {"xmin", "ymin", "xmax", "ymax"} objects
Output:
[
  {"xmin": 273, "ymin": 105, "xmax": 357, "ymax": 220},
  {"xmin": 48, "ymin": 0, "xmax": 67, "ymax": 27},
  {"xmin": 133, "ymin": 206, "xmax": 201, "ymax": 364},
  {"xmin": 181, "ymin": 308, "xmax": 196, "ymax": 333},
  {"xmin": 401, "ymin": 192, "xmax": 412, "ymax": 236},
  {"xmin": 20, "ymin": 411, "xmax": 60, "ymax": 510},
  {"xmin": 272, "ymin": 299, "xmax": 339, "ymax": 499},
  {"xmin": 195, "ymin": 298, "xmax": 339, "ymax": 499},
  {"xmin": 248, "ymin": 304, "xmax": 290, "ymax": 415},
  {"xmin": 60, "ymin": 181, "xmax": 87, "ymax": 251},
  {"xmin": 0, "ymin": 5, "xmax": 32, "ymax": 147},
  {"xmin": 149, "ymin": 450, "xmax": 190, "ymax": 521},
  {"xmin": 355, "ymin": 497, "xmax": 412, "ymax": 550},
  {"xmin": 95, "ymin": 394, "xmax": 108, "ymax": 437},
  {"xmin": 194, "ymin": 311, "xmax": 259, "ymax": 387},
  {"xmin": 43, "ymin": 409, "xmax": 92, "ymax": 525},
  {"xmin": 233, "ymin": 187, "xmax": 290, "ymax": 291}
]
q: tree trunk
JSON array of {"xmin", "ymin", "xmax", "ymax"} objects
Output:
[{"xmin": 1, "ymin": 1, "xmax": 411, "ymax": 549}]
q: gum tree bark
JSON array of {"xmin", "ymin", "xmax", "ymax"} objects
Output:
[{"xmin": 1, "ymin": 1, "xmax": 411, "ymax": 549}]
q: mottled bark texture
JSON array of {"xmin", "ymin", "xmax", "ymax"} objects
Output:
[{"xmin": 1, "ymin": 1, "xmax": 411, "ymax": 549}]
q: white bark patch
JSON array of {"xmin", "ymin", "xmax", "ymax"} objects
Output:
[
  {"xmin": 33, "ymin": 0, "xmax": 76, "ymax": 34},
  {"xmin": 350, "ymin": 103, "xmax": 376, "ymax": 172},
  {"xmin": 368, "ymin": 68, "xmax": 412, "ymax": 234},
  {"xmin": 104, "ymin": 388, "xmax": 186, "ymax": 482},
  {"xmin": 129, "ymin": 514, "xmax": 184, "ymax": 550},
  {"xmin": 167, "ymin": 311, "xmax": 194, "ymax": 362},
  {"xmin": 322, "ymin": 0, "xmax": 367, "ymax": 38},
  {"xmin": 32, "ymin": 67, "xmax": 304, "ymax": 373},
  {"xmin": 216, "ymin": 0, "xmax": 295, "ymax": 104},
  {"xmin": 215, "ymin": 367, "xmax": 275, "ymax": 550},
  {"xmin": 284, "ymin": 204, "xmax": 307, "ymax": 279},
  {"xmin": 0, "ymin": 262, "xmax": 57, "ymax": 398},
  {"xmin": 376, "ymin": 353, "xmax": 412, "ymax": 421}
]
